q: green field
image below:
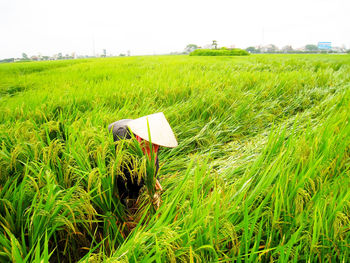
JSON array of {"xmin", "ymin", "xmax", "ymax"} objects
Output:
[{"xmin": 0, "ymin": 54, "xmax": 349, "ymax": 262}]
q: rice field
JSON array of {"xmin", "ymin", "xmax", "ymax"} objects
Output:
[{"xmin": 0, "ymin": 54, "xmax": 349, "ymax": 262}]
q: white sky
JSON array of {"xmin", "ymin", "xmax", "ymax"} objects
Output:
[{"xmin": 0, "ymin": 0, "xmax": 349, "ymax": 59}]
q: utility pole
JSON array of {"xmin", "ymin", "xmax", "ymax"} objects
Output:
[
  {"xmin": 92, "ymin": 35, "xmax": 95, "ymax": 57},
  {"xmin": 261, "ymin": 27, "xmax": 265, "ymax": 53}
]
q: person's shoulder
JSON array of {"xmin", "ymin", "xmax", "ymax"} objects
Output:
[{"xmin": 108, "ymin": 119, "xmax": 133, "ymax": 141}]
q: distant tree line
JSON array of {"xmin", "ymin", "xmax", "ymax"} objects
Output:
[
  {"xmin": 0, "ymin": 50, "xmax": 122, "ymax": 63},
  {"xmin": 1, "ymin": 44, "xmax": 350, "ymax": 63},
  {"xmin": 245, "ymin": 44, "xmax": 347, "ymax": 54},
  {"xmin": 184, "ymin": 42, "xmax": 349, "ymax": 55}
]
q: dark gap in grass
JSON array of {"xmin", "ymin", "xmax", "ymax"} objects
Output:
[{"xmin": 0, "ymin": 84, "xmax": 27, "ymax": 97}]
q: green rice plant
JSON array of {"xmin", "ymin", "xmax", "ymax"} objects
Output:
[{"xmin": 0, "ymin": 54, "xmax": 349, "ymax": 262}]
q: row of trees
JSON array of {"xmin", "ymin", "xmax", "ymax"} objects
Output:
[
  {"xmin": 185, "ymin": 42, "xmax": 349, "ymax": 54},
  {"xmin": 245, "ymin": 44, "xmax": 333, "ymax": 54},
  {"xmin": 0, "ymin": 52, "xmax": 77, "ymax": 63}
]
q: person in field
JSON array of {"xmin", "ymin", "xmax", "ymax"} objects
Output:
[{"xmin": 108, "ymin": 112, "xmax": 178, "ymax": 207}]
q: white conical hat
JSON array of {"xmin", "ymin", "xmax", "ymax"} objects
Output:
[{"xmin": 127, "ymin": 112, "xmax": 178, "ymax": 148}]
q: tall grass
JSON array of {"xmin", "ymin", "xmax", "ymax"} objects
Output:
[{"xmin": 0, "ymin": 54, "xmax": 349, "ymax": 262}]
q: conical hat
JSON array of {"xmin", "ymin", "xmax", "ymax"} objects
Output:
[{"xmin": 127, "ymin": 112, "xmax": 178, "ymax": 148}]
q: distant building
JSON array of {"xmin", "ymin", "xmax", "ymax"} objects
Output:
[
  {"xmin": 281, "ymin": 45, "xmax": 293, "ymax": 53},
  {"xmin": 318, "ymin": 42, "xmax": 332, "ymax": 50},
  {"xmin": 332, "ymin": 46, "xmax": 346, "ymax": 53},
  {"xmin": 261, "ymin": 44, "xmax": 278, "ymax": 53},
  {"xmin": 295, "ymin": 46, "xmax": 306, "ymax": 52}
]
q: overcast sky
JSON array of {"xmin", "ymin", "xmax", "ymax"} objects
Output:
[{"xmin": 0, "ymin": 0, "xmax": 349, "ymax": 59}]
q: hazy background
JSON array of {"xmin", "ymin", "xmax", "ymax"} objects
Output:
[{"xmin": 1, "ymin": 0, "xmax": 349, "ymax": 59}]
